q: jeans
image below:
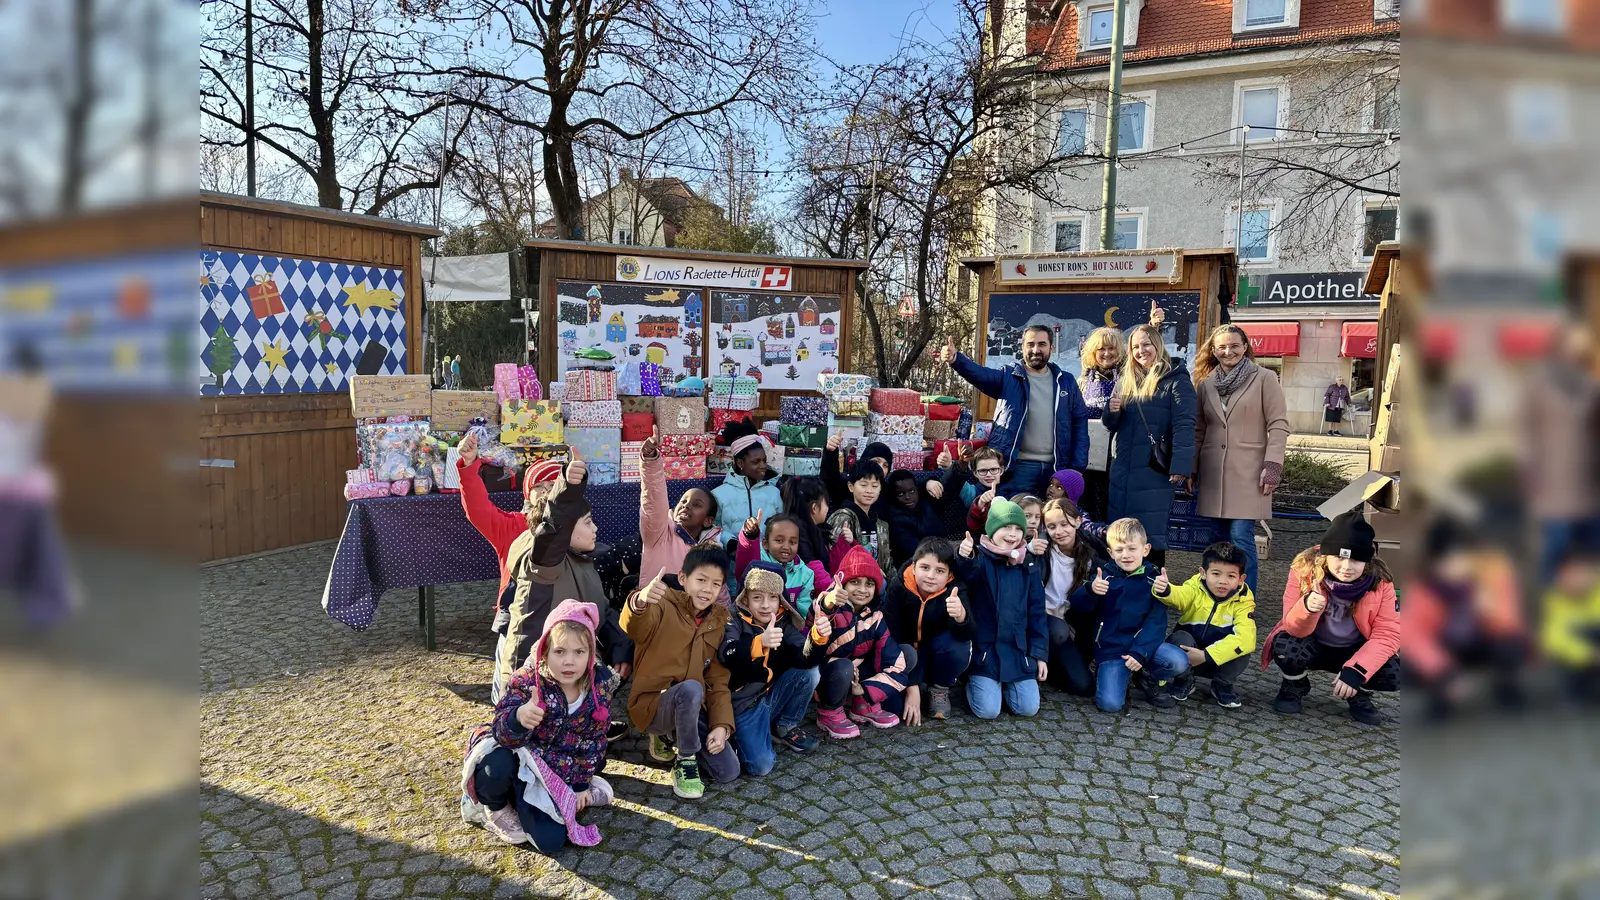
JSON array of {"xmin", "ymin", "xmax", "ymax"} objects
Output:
[
  {"xmin": 966, "ymin": 674, "xmax": 1041, "ymax": 719},
  {"xmin": 472, "ymin": 746, "xmax": 569, "ymax": 854},
  {"xmin": 998, "ymin": 458, "xmax": 1052, "ymax": 499},
  {"xmin": 1047, "ymin": 617, "xmax": 1095, "ymax": 696},
  {"xmin": 731, "ymin": 666, "xmax": 822, "ymax": 777},
  {"xmin": 1168, "ymin": 629, "xmax": 1250, "ymax": 688},
  {"xmin": 646, "ymin": 680, "xmax": 741, "ymax": 783},
  {"xmin": 905, "ymin": 630, "xmax": 973, "ymax": 688},
  {"xmin": 1095, "ymin": 642, "xmax": 1191, "ymax": 712},
  {"xmin": 1211, "ymin": 518, "xmax": 1260, "ymax": 595}
]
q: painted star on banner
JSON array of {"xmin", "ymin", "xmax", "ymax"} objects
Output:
[{"xmin": 261, "ymin": 337, "xmax": 289, "ymax": 373}]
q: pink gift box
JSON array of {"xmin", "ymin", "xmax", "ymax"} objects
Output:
[
  {"xmin": 892, "ymin": 451, "xmax": 925, "ymax": 472},
  {"xmin": 661, "ymin": 433, "xmax": 715, "ymax": 456},
  {"xmin": 494, "ymin": 363, "xmax": 522, "ymax": 404},
  {"xmin": 662, "ymin": 455, "xmax": 707, "ymax": 480},
  {"xmin": 870, "ymin": 387, "xmax": 922, "ymax": 415},
  {"xmin": 518, "ymin": 365, "xmax": 542, "ymax": 401}
]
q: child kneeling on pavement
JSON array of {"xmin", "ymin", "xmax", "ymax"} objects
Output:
[
  {"xmin": 813, "ymin": 545, "xmax": 916, "ymax": 738},
  {"xmin": 1155, "ymin": 541, "xmax": 1256, "ymax": 709},
  {"xmin": 461, "ymin": 599, "xmax": 617, "ymax": 852},
  {"xmin": 718, "ymin": 561, "xmax": 825, "ymax": 775},
  {"xmin": 955, "ymin": 497, "xmax": 1050, "ymax": 719},
  {"xmin": 621, "ymin": 546, "xmax": 741, "ymax": 798},
  {"xmin": 883, "ymin": 537, "xmax": 974, "ymax": 723},
  {"xmin": 1070, "ymin": 518, "xmax": 1192, "ymax": 713}
]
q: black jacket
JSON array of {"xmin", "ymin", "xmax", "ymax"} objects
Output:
[
  {"xmin": 883, "ymin": 562, "xmax": 975, "ymax": 650},
  {"xmin": 881, "ymin": 466, "xmax": 965, "ymax": 570},
  {"xmin": 717, "ymin": 611, "xmax": 823, "ymax": 715}
]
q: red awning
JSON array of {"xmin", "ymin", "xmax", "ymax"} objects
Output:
[
  {"xmin": 1236, "ymin": 321, "xmax": 1300, "ymax": 357},
  {"xmin": 1498, "ymin": 319, "xmax": 1559, "ymax": 359},
  {"xmin": 1340, "ymin": 321, "xmax": 1379, "ymax": 358},
  {"xmin": 1421, "ymin": 320, "xmax": 1457, "ymax": 360}
]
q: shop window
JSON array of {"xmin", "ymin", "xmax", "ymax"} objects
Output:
[
  {"xmin": 1351, "ymin": 357, "xmax": 1376, "ymax": 397},
  {"xmin": 1361, "ymin": 206, "xmax": 1398, "ymax": 259}
]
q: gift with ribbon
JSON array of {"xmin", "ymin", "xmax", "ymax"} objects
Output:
[
  {"xmin": 494, "ymin": 364, "xmax": 522, "ymax": 404},
  {"xmin": 246, "ymin": 273, "xmax": 286, "ymax": 320},
  {"xmin": 519, "ymin": 366, "xmax": 543, "ymax": 401},
  {"xmin": 709, "ymin": 391, "xmax": 759, "ymax": 411},
  {"xmin": 922, "ymin": 400, "xmax": 962, "ymax": 421},
  {"xmin": 778, "ymin": 423, "xmax": 827, "ymax": 450},
  {"xmin": 640, "ymin": 363, "xmax": 663, "ymax": 397}
]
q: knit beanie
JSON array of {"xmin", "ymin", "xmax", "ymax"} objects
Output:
[
  {"xmin": 833, "ymin": 544, "xmax": 885, "ymax": 595},
  {"xmin": 1052, "ymin": 468, "xmax": 1085, "ymax": 503},
  {"xmin": 1320, "ymin": 509, "xmax": 1377, "ymax": 563},
  {"xmin": 524, "ymin": 459, "xmax": 564, "ymax": 502},
  {"xmin": 861, "ymin": 442, "xmax": 894, "ymax": 472},
  {"xmin": 986, "ymin": 497, "xmax": 1028, "ymax": 538}
]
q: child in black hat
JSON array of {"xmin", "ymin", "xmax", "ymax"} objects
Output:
[{"xmin": 1260, "ymin": 510, "xmax": 1401, "ymax": 726}]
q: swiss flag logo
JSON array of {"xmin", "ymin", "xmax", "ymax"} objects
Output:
[{"xmin": 761, "ymin": 266, "xmax": 791, "ymax": 290}]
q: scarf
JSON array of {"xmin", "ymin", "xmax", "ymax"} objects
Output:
[
  {"xmin": 980, "ymin": 534, "xmax": 1026, "ymax": 564},
  {"xmin": 1210, "ymin": 357, "xmax": 1258, "ymax": 401},
  {"xmin": 1323, "ymin": 572, "xmax": 1376, "ymax": 603}
]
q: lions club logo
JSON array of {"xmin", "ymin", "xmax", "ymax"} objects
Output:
[{"xmin": 617, "ymin": 257, "xmax": 640, "ymax": 280}]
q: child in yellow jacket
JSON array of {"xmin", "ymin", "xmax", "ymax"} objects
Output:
[
  {"xmin": 1153, "ymin": 542, "xmax": 1257, "ymax": 709},
  {"xmin": 1541, "ymin": 552, "xmax": 1600, "ymax": 702}
]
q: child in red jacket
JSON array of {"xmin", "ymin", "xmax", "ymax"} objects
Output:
[
  {"xmin": 1263, "ymin": 510, "xmax": 1401, "ymax": 726},
  {"xmin": 811, "ymin": 545, "xmax": 914, "ymax": 739}
]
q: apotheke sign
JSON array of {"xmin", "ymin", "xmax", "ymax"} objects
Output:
[
  {"xmin": 1260, "ymin": 272, "xmax": 1374, "ymax": 304},
  {"xmin": 997, "ymin": 250, "xmax": 1182, "ymax": 284},
  {"xmin": 615, "ymin": 255, "xmax": 792, "ymax": 291}
]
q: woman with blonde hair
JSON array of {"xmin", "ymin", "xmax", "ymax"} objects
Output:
[
  {"xmin": 1077, "ymin": 326, "xmax": 1125, "ymax": 521},
  {"xmin": 1103, "ymin": 324, "xmax": 1196, "ymax": 567},
  {"xmin": 1190, "ymin": 323, "xmax": 1289, "ymax": 593}
]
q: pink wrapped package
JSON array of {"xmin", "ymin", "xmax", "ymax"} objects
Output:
[
  {"xmin": 494, "ymin": 363, "xmax": 522, "ymax": 404},
  {"xmin": 518, "ymin": 365, "xmax": 542, "ymax": 401}
]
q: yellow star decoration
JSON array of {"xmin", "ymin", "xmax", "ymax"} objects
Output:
[
  {"xmin": 325, "ymin": 362, "xmax": 340, "ymax": 374},
  {"xmin": 112, "ymin": 340, "xmax": 140, "ymax": 373},
  {"xmin": 340, "ymin": 284, "xmax": 401, "ymax": 314},
  {"xmin": 260, "ymin": 337, "xmax": 290, "ymax": 373}
]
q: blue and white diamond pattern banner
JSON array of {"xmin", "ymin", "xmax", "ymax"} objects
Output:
[{"xmin": 200, "ymin": 251, "xmax": 407, "ymax": 395}]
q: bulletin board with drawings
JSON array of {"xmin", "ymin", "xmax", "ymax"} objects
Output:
[
  {"xmin": 709, "ymin": 290, "xmax": 842, "ymax": 389},
  {"xmin": 552, "ymin": 280, "xmax": 704, "ymax": 383}
]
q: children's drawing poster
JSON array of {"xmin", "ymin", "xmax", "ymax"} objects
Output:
[
  {"xmin": 709, "ymin": 291, "xmax": 841, "ymax": 388},
  {"xmin": 199, "ymin": 250, "xmax": 408, "ymax": 395},
  {"xmin": 553, "ymin": 280, "xmax": 702, "ymax": 382},
  {"xmin": 983, "ymin": 291, "xmax": 1201, "ymax": 377}
]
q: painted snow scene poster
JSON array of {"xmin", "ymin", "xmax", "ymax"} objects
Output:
[
  {"xmin": 554, "ymin": 280, "xmax": 702, "ymax": 382},
  {"xmin": 983, "ymin": 292, "xmax": 1202, "ymax": 377},
  {"xmin": 709, "ymin": 291, "xmax": 841, "ymax": 388},
  {"xmin": 199, "ymin": 251, "xmax": 408, "ymax": 396}
]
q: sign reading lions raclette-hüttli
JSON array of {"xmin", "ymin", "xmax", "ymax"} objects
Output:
[{"xmin": 615, "ymin": 254, "xmax": 793, "ymax": 291}]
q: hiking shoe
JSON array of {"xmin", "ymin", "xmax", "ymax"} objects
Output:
[
  {"xmin": 587, "ymin": 775, "xmax": 614, "ymax": 808},
  {"xmin": 1140, "ymin": 674, "xmax": 1176, "ymax": 710},
  {"xmin": 672, "ymin": 756, "xmax": 706, "ymax": 799},
  {"xmin": 1347, "ymin": 691, "xmax": 1384, "ymax": 726},
  {"xmin": 648, "ymin": 733, "xmax": 675, "ymax": 763},
  {"xmin": 848, "ymin": 695, "xmax": 901, "ymax": 728},
  {"xmin": 1212, "ymin": 683, "xmax": 1243, "ymax": 708},
  {"xmin": 1170, "ymin": 675, "xmax": 1195, "ymax": 702},
  {"xmin": 929, "ymin": 685, "xmax": 952, "ymax": 720},
  {"xmin": 483, "ymin": 806, "xmax": 529, "ymax": 845},
  {"xmin": 776, "ymin": 725, "xmax": 820, "ymax": 753},
  {"xmin": 1273, "ymin": 678, "xmax": 1307, "ymax": 714},
  {"xmin": 816, "ymin": 706, "xmax": 860, "ymax": 739}
]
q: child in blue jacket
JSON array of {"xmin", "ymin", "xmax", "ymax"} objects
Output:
[
  {"xmin": 1070, "ymin": 517, "xmax": 1191, "ymax": 713},
  {"xmin": 712, "ymin": 425, "xmax": 784, "ymax": 545},
  {"xmin": 953, "ymin": 498, "xmax": 1049, "ymax": 719}
]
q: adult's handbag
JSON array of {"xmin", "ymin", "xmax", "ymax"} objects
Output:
[{"xmin": 1134, "ymin": 401, "xmax": 1173, "ymax": 476}]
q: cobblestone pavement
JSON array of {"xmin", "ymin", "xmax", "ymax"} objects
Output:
[{"xmin": 201, "ymin": 521, "xmax": 1399, "ymax": 899}]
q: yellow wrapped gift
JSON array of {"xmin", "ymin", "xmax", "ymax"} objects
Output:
[{"xmin": 501, "ymin": 399, "xmax": 563, "ymax": 446}]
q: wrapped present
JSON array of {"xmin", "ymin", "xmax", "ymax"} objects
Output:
[
  {"xmin": 828, "ymin": 398, "xmax": 870, "ymax": 417},
  {"xmin": 779, "ymin": 396, "xmax": 828, "ymax": 426},
  {"xmin": 892, "ymin": 451, "xmax": 925, "ymax": 472},
  {"xmin": 654, "ymin": 396, "xmax": 705, "ymax": 435},
  {"xmin": 501, "ymin": 399, "xmax": 563, "ymax": 447},
  {"xmin": 662, "ymin": 455, "xmax": 707, "ymax": 480},
  {"xmin": 957, "ymin": 407, "xmax": 975, "ymax": 439},
  {"xmin": 709, "ymin": 391, "xmax": 759, "ymax": 411},
  {"xmin": 732, "ymin": 375, "xmax": 760, "ymax": 397},
  {"xmin": 870, "ymin": 387, "xmax": 923, "ymax": 415},
  {"xmin": 351, "ymin": 374, "xmax": 432, "ymax": 418},
  {"xmin": 711, "ymin": 375, "xmax": 735, "ymax": 396},
  {"xmin": 441, "ymin": 448, "xmax": 463, "ymax": 490},
  {"xmin": 866, "ymin": 433, "xmax": 923, "ymax": 454},
  {"xmin": 779, "ymin": 423, "xmax": 826, "ymax": 449},
  {"xmin": 564, "ymin": 399, "xmax": 623, "ymax": 427},
  {"xmin": 818, "ymin": 373, "xmax": 874, "ymax": 398},
  {"xmin": 640, "ymin": 363, "xmax": 663, "ymax": 397},
  {"xmin": 922, "ymin": 401, "xmax": 962, "ymax": 421},
  {"xmin": 389, "ymin": 479, "xmax": 412, "ymax": 497},
  {"xmin": 620, "ymin": 440, "xmax": 644, "ymax": 463},
  {"xmin": 763, "ymin": 443, "xmax": 785, "ymax": 474},
  {"xmin": 494, "ymin": 364, "xmax": 522, "ymax": 404},
  {"xmin": 617, "ymin": 362, "xmax": 642, "ymax": 396},
  {"xmin": 246, "ymin": 273, "xmax": 287, "ymax": 319},
  {"xmin": 519, "ymin": 366, "xmax": 542, "ymax": 401},
  {"xmin": 567, "ymin": 369, "xmax": 618, "ymax": 402},
  {"xmin": 620, "ymin": 395, "xmax": 654, "ymax": 414},
  {"xmin": 621, "ymin": 463, "xmax": 643, "ymax": 483},
  {"xmin": 565, "ymin": 427, "xmax": 622, "ymax": 463},
  {"xmin": 782, "ymin": 450, "xmax": 824, "ymax": 477},
  {"xmin": 706, "ymin": 449, "xmax": 734, "ymax": 476},
  {"xmin": 430, "ymin": 390, "xmax": 499, "ymax": 431},
  {"xmin": 924, "ymin": 419, "xmax": 959, "ymax": 441},
  {"xmin": 711, "ymin": 408, "xmax": 753, "ymax": 433},
  {"xmin": 622, "ymin": 412, "xmax": 655, "ymax": 443},
  {"xmin": 974, "ymin": 421, "xmax": 993, "ymax": 440},
  {"xmin": 661, "ymin": 433, "xmax": 716, "ymax": 456},
  {"xmin": 547, "ymin": 381, "xmax": 566, "ymax": 406},
  {"xmin": 867, "ymin": 413, "xmax": 925, "ymax": 436},
  {"xmin": 588, "ymin": 462, "xmax": 620, "ymax": 486}
]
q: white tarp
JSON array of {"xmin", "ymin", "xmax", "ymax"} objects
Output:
[{"xmin": 423, "ymin": 253, "xmax": 514, "ymax": 302}]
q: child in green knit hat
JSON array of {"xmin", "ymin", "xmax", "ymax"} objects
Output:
[{"xmin": 953, "ymin": 495, "xmax": 1050, "ymax": 719}]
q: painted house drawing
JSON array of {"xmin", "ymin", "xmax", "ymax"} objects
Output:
[
  {"xmin": 731, "ymin": 334, "xmax": 755, "ymax": 350},
  {"xmin": 606, "ymin": 312, "xmax": 626, "ymax": 343},
  {"xmin": 637, "ymin": 314, "xmax": 680, "ymax": 338},
  {"xmin": 762, "ymin": 343, "xmax": 792, "ymax": 366},
  {"xmin": 798, "ymin": 296, "xmax": 818, "ymax": 326},
  {"xmin": 785, "ymin": 315, "xmax": 796, "ymax": 338},
  {"xmin": 646, "ymin": 341, "xmax": 668, "ymax": 363},
  {"xmin": 820, "ymin": 316, "xmax": 836, "ymax": 336},
  {"xmin": 746, "ymin": 365, "xmax": 763, "ymax": 383},
  {"xmin": 719, "ymin": 358, "xmax": 739, "ymax": 376},
  {"xmin": 586, "ymin": 285, "xmax": 603, "ymax": 323},
  {"xmin": 684, "ymin": 292, "xmax": 702, "ymax": 327},
  {"xmin": 560, "ymin": 301, "xmax": 587, "ymax": 326},
  {"xmin": 819, "ymin": 339, "xmax": 838, "ymax": 355},
  {"xmin": 722, "ymin": 294, "xmax": 749, "ymax": 323},
  {"xmin": 796, "ymin": 340, "xmax": 810, "ymax": 361},
  {"xmin": 766, "ymin": 316, "xmax": 784, "ymax": 338}
]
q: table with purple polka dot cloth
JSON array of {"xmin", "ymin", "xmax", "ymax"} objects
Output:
[{"xmin": 322, "ymin": 479, "xmax": 721, "ymax": 630}]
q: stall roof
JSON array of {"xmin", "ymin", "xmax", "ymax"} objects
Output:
[
  {"xmin": 523, "ymin": 238, "xmax": 870, "ymax": 270},
  {"xmin": 200, "ymin": 191, "xmax": 444, "ymax": 237},
  {"xmin": 1364, "ymin": 241, "xmax": 1400, "ymax": 295},
  {"xmin": 958, "ymin": 247, "xmax": 1238, "ymax": 270}
]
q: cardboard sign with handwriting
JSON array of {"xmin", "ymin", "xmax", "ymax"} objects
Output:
[
  {"xmin": 350, "ymin": 375, "xmax": 432, "ymax": 418},
  {"xmin": 430, "ymin": 390, "xmax": 499, "ymax": 431}
]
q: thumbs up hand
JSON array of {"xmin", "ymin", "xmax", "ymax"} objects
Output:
[
  {"xmin": 1152, "ymin": 566, "xmax": 1169, "ymax": 594},
  {"xmin": 566, "ymin": 451, "xmax": 587, "ymax": 484},
  {"xmin": 940, "ymin": 334, "xmax": 958, "ymax": 365},
  {"xmin": 1305, "ymin": 591, "xmax": 1327, "ymax": 613},
  {"xmin": 1091, "ymin": 567, "xmax": 1111, "ymax": 596},
  {"xmin": 958, "ymin": 533, "xmax": 975, "ymax": 558},
  {"xmin": 1108, "ymin": 394, "xmax": 1123, "ymax": 412},
  {"xmin": 1149, "ymin": 301, "xmax": 1166, "ymax": 327},
  {"xmin": 640, "ymin": 425, "xmax": 661, "ymax": 458},
  {"xmin": 810, "ymin": 608, "xmax": 833, "ymax": 642},
  {"xmin": 945, "ymin": 587, "xmax": 966, "ymax": 623},
  {"xmin": 457, "ymin": 432, "xmax": 479, "ymax": 465},
  {"xmin": 515, "ymin": 691, "xmax": 545, "ymax": 730},
  {"xmin": 744, "ymin": 508, "xmax": 765, "ymax": 538},
  {"xmin": 761, "ymin": 612, "xmax": 784, "ymax": 649},
  {"xmin": 936, "ymin": 448, "xmax": 953, "ymax": 469},
  {"xmin": 641, "ymin": 567, "xmax": 670, "ymax": 605},
  {"xmin": 827, "ymin": 432, "xmax": 843, "ymax": 452},
  {"xmin": 1029, "ymin": 537, "xmax": 1048, "ymax": 557}
]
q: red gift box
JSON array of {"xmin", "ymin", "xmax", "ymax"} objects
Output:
[
  {"xmin": 662, "ymin": 455, "xmax": 707, "ymax": 480},
  {"xmin": 892, "ymin": 451, "xmax": 924, "ymax": 472},
  {"xmin": 870, "ymin": 388, "xmax": 922, "ymax": 416},
  {"xmin": 246, "ymin": 274, "xmax": 286, "ymax": 320},
  {"xmin": 922, "ymin": 402, "xmax": 962, "ymax": 421},
  {"xmin": 621, "ymin": 412, "xmax": 655, "ymax": 442},
  {"xmin": 711, "ymin": 408, "xmax": 753, "ymax": 433},
  {"xmin": 661, "ymin": 433, "xmax": 715, "ymax": 456}
]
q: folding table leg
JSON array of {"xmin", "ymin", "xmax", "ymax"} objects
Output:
[{"xmin": 418, "ymin": 586, "xmax": 436, "ymax": 651}]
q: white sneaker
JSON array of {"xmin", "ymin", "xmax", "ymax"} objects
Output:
[
  {"xmin": 587, "ymin": 775, "xmax": 614, "ymax": 808},
  {"xmin": 483, "ymin": 806, "xmax": 529, "ymax": 845}
]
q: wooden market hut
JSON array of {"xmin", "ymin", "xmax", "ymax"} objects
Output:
[
  {"xmin": 199, "ymin": 192, "xmax": 441, "ymax": 562},
  {"xmin": 524, "ymin": 240, "xmax": 867, "ymax": 421}
]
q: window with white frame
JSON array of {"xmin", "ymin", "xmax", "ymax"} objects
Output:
[
  {"xmin": 1115, "ymin": 95, "xmax": 1152, "ymax": 152},
  {"xmin": 1360, "ymin": 204, "xmax": 1399, "ymax": 259},
  {"xmin": 1052, "ymin": 215, "xmax": 1088, "ymax": 252},
  {"xmin": 615, "ymin": 227, "xmax": 634, "ymax": 245},
  {"xmin": 1372, "ymin": 77, "xmax": 1399, "ymax": 132},
  {"xmin": 1076, "ymin": 0, "xmax": 1144, "ymax": 49},
  {"xmin": 1233, "ymin": 0, "xmax": 1300, "ymax": 31},
  {"xmin": 1502, "ymin": 0, "xmax": 1562, "ymax": 31},
  {"xmin": 1228, "ymin": 205, "xmax": 1276, "ymax": 262},
  {"xmin": 1088, "ymin": 5, "xmax": 1116, "ymax": 46},
  {"xmin": 1510, "ymin": 81, "xmax": 1569, "ymax": 145},
  {"xmin": 1375, "ymin": 0, "xmax": 1399, "ymax": 19},
  {"xmin": 1112, "ymin": 213, "xmax": 1144, "ymax": 250},
  {"xmin": 1058, "ymin": 106, "xmax": 1089, "ymax": 155},
  {"xmin": 1236, "ymin": 80, "xmax": 1285, "ymax": 142}
]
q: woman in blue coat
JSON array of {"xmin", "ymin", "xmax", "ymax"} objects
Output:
[{"xmin": 1102, "ymin": 323, "xmax": 1197, "ymax": 566}]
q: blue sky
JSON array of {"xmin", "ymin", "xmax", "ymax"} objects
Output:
[{"xmin": 812, "ymin": 0, "xmax": 960, "ymax": 66}]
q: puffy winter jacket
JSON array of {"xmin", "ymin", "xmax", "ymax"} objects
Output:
[
  {"xmin": 954, "ymin": 544, "xmax": 1049, "ymax": 683},
  {"xmin": 711, "ymin": 472, "xmax": 784, "ymax": 546},
  {"xmin": 718, "ymin": 609, "xmax": 824, "ymax": 715},
  {"xmin": 1069, "ymin": 563, "xmax": 1168, "ymax": 665},
  {"xmin": 950, "ymin": 353, "xmax": 1090, "ymax": 471},
  {"xmin": 1155, "ymin": 574, "xmax": 1256, "ymax": 665}
]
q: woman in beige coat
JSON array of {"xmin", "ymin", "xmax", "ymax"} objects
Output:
[{"xmin": 1191, "ymin": 324, "xmax": 1289, "ymax": 592}]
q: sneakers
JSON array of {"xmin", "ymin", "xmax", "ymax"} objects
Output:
[
  {"xmin": 587, "ymin": 775, "xmax": 614, "ymax": 808},
  {"xmin": 483, "ymin": 806, "xmax": 529, "ymax": 845},
  {"xmin": 1347, "ymin": 690, "xmax": 1384, "ymax": 726},
  {"xmin": 1140, "ymin": 673, "xmax": 1176, "ymax": 710},
  {"xmin": 1169, "ymin": 675, "xmax": 1195, "ymax": 702},
  {"xmin": 606, "ymin": 720, "xmax": 631, "ymax": 742},
  {"xmin": 648, "ymin": 733, "xmax": 675, "ymax": 763},
  {"xmin": 776, "ymin": 724, "xmax": 820, "ymax": 753},
  {"xmin": 1212, "ymin": 682, "xmax": 1243, "ymax": 709},
  {"xmin": 816, "ymin": 706, "xmax": 861, "ymax": 739},
  {"xmin": 1273, "ymin": 677, "xmax": 1310, "ymax": 714},
  {"xmin": 848, "ymin": 695, "xmax": 901, "ymax": 729},
  {"xmin": 929, "ymin": 685, "xmax": 952, "ymax": 720},
  {"xmin": 672, "ymin": 756, "xmax": 705, "ymax": 799}
]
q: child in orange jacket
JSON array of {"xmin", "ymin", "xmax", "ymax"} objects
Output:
[{"xmin": 1263, "ymin": 510, "xmax": 1401, "ymax": 726}]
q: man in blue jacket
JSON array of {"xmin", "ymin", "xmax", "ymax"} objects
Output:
[{"xmin": 940, "ymin": 327, "xmax": 1090, "ymax": 498}]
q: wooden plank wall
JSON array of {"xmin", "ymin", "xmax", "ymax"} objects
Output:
[{"xmin": 199, "ymin": 199, "xmax": 429, "ymax": 562}]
